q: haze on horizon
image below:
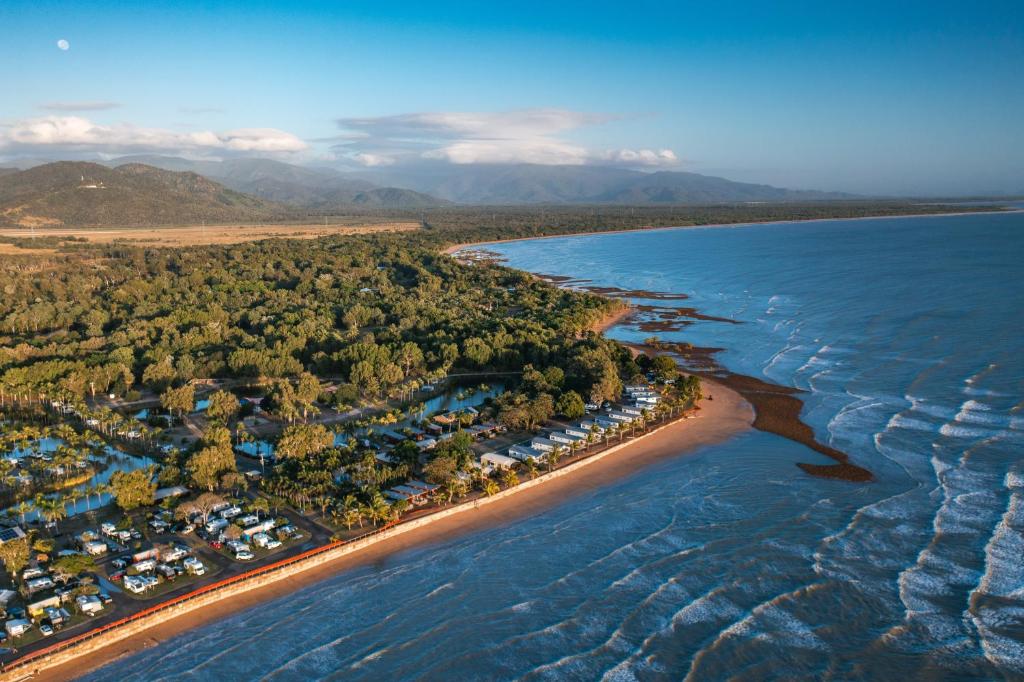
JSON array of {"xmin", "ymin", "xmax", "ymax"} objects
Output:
[{"xmin": 1, "ymin": 0, "xmax": 1021, "ymax": 197}]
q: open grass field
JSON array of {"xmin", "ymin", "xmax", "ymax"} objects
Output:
[{"xmin": 0, "ymin": 220, "xmax": 420, "ymax": 249}]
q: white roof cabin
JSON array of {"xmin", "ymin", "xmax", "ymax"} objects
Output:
[
  {"xmin": 508, "ymin": 444, "xmax": 547, "ymax": 462},
  {"xmin": 548, "ymin": 431, "xmax": 583, "ymax": 445},
  {"xmin": 530, "ymin": 437, "xmax": 557, "ymax": 452},
  {"xmin": 481, "ymin": 452, "xmax": 518, "ymax": 470}
]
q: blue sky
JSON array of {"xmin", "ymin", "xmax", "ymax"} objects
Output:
[{"xmin": 1, "ymin": 0, "xmax": 1021, "ymax": 194}]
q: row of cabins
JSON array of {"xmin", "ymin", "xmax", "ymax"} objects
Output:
[{"xmin": 492, "ymin": 387, "xmax": 662, "ymax": 469}]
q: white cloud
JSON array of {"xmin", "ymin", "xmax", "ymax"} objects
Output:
[
  {"xmin": 0, "ymin": 115, "xmax": 307, "ymax": 156},
  {"xmin": 352, "ymin": 152, "xmax": 394, "ymax": 167},
  {"xmin": 599, "ymin": 148, "xmax": 679, "ymax": 167},
  {"xmin": 334, "ymin": 109, "xmax": 677, "ymax": 168},
  {"xmin": 39, "ymin": 101, "xmax": 120, "ymax": 112}
]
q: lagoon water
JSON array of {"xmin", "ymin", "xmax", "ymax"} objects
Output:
[{"xmin": 87, "ymin": 211, "xmax": 1024, "ymax": 680}]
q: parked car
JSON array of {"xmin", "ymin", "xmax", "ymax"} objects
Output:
[
  {"xmin": 39, "ymin": 623, "xmax": 53, "ymax": 637},
  {"xmin": 235, "ymin": 550, "xmax": 254, "ymax": 561},
  {"xmin": 111, "ymin": 558, "xmax": 128, "ymax": 570},
  {"xmin": 98, "ymin": 593, "xmax": 113, "ymax": 605}
]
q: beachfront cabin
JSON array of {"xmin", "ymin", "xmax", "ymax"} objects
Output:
[
  {"xmin": 417, "ymin": 437, "xmax": 438, "ymax": 451},
  {"xmin": 595, "ymin": 417, "xmax": 619, "ymax": 429},
  {"xmin": 579, "ymin": 420, "xmax": 606, "ymax": 433},
  {"xmin": 634, "ymin": 394, "xmax": 660, "ymax": 404},
  {"xmin": 607, "ymin": 411, "xmax": 635, "ymax": 423},
  {"xmin": 530, "ymin": 437, "xmax": 558, "ymax": 452},
  {"xmin": 508, "ymin": 444, "xmax": 548, "ymax": 463},
  {"xmin": 481, "ymin": 452, "xmax": 518, "ymax": 471},
  {"xmin": 405, "ymin": 480, "xmax": 442, "ymax": 495},
  {"xmin": 564, "ymin": 426, "xmax": 591, "ymax": 439},
  {"xmin": 548, "ymin": 431, "xmax": 583, "ymax": 445},
  {"xmin": 384, "ymin": 485, "xmax": 430, "ymax": 506},
  {"xmin": 625, "ymin": 384, "xmax": 650, "ymax": 394},
  {"xmin": 621, "ymin": 405, "xmax": 644, "ymax": 417},
  {"xmin": 425, "ymin": 423, "xmax": 444, "ymax": 435}
]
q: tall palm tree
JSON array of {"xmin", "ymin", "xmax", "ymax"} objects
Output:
[
  {"xmin": 36, "ymin": 496, "xmax": 67, "ymax": 531},
  {"xmin": 547, "ymin": 445, "xmax": 564, "ymax": 472},
  {"xmin": 13, "ymin": 500, "xmax": 35, "ymax": 525}
]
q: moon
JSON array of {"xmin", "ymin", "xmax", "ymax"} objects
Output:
[{"xmin": 57, "ymin": 39, "xmax": 70, "ymax": 51}]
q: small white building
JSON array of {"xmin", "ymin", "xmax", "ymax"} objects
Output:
[
  {"xmin": 548, "ymin": 432, "xmax": 582, "ymax": 445},
  {"xmin": 530, "ymin": 437, "xmax": 558, "ymax": 452},
  {"xmin": 480, "ymin": 452, "xmax": 518, "ymax": 471},
  {"xmin": 508, "ymin": 444, "xmax": 548, "ymax": 463}
]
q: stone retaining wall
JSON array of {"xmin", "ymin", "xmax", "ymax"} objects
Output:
[{"xmin": 1, "ymin": 416, "xmax": 685, "ymax": 681}]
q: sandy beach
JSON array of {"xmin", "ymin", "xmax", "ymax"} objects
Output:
[{"xmin": 39, "ymin": 380, "xmax": 752, "ymax": 681}]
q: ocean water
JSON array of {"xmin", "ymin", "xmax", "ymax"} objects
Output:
[{"xmin": 85, "ymin": 211, "xmax": 1024, "ymax": 680}]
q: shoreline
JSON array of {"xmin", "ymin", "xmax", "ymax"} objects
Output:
[
  {"xmin": 445, "ymin": 219, "xmax": 876, "ymax": 482},
  {"xmin": 441, "ymin": 207, "xmax": 1023, "ymax": 255},
  {"xmin": 30, "ymin": 380, "xmax": 753, "ymax": 682}
]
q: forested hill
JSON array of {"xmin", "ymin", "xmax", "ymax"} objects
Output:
[{"xmin": 0, "ymin": 161, "xmax": 289, "ymax": 227}]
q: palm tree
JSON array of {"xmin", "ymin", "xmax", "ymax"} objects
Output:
[
  {"xmin": 483, "ymin": 479, "xmax": 500, "ymax": 497},
  {"xmin": 13, "ymin": 500, "xmax": 35, "ymax": 525},
  {"xmin": 524, "ymin": 459, "xmax": 539, "ymax": 480},
  {"xmin": 36, "ymin": 496, "xmax": 67, "ymax": 531},
  {"xmin": 547, "ymin": 445, "xmax": 564, "ymax": 472},
  {"xmin": 502, "ymin": 468, "xmax": 519, "ymax": 489}
]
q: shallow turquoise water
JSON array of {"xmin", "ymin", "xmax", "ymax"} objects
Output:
[{"xmin": 85, "ymin": 211, "xmax": 1024, "ymax": 680}]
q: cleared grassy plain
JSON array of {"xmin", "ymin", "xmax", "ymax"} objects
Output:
[{"xmin": 0, "ymin": 220, "xmax": 420, "ymax": 248}]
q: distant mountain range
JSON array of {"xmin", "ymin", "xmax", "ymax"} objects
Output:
[
  {"xmin": 104, "ymin": 156, "xmax": 854, "ymax": 206},
  {"xmin": 0, "ymin": 161, "xmax": 285, "ymax": 227},
  {"xmin": 0, "ymin": 156, "xmax": 860, "ymax": 228},
  {"xmin": 106, "ymin": 156, "xmax": 446, "ymax": 209},
  {"xmin": 353, "ymin": 163, "xmax": 856, "ymax": 204}
]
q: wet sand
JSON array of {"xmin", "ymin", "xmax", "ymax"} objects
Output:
[
  {"xmin": 449, "ymin": 225, "xmax": 875, "ymax": 483},
  {"xmin": 43, "ymin": 380, "xmax": 753, "ymax": 682}
]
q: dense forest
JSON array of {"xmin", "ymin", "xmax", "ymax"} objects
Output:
[{"xmin": 0, "ymin": 230, "xmax": 629, "ymax": 408}]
